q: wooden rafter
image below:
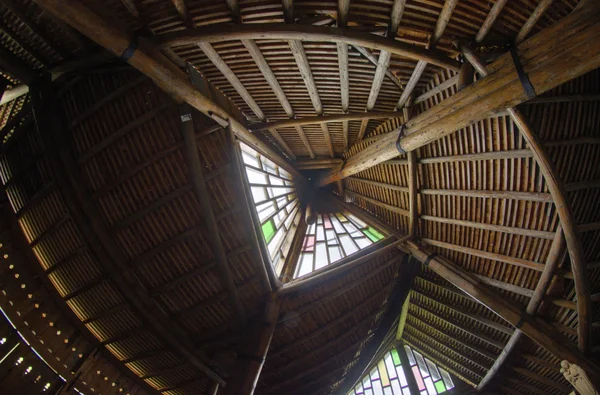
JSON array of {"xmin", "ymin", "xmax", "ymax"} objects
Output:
[
  {"xmin": 318, "ymin": 2, "xmax": 600, "ymax": 186},
  {"xmin": 403, "ymin": 103, "xmax": 417, "ymax": 237},
  {"xmin": 396, "ymin": 0, "xmax": 458, "ymax": 110},
  {"xmin": 515, "ymin": 0, "xmax": 555, "ymax": 44},
  {"xmin": 34, "ymin": 0, "xmax": 303, "ymax": 181},
  {"xmin": 159, "ymin": 24, "xmax": 461, "ymax": 71},
  {"xmin": 460, "ymin": 43, "xmax": 591, "ymax": 353},
  {"xmin": 357, "ymin": 0, "xmax": 406, "ymax": 142},
  {"xmin": 475, "ymin": 0, "xmax": 509, "ymax": 43}
]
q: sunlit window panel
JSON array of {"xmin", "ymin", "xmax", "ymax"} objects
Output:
[
  {"xmin": 295, "ymin": 212, "xmax": 385, "ymax": 278},
  {"xmin": 349, "ymin": 347, "xmax": 455, "ymax": 395},
  {"xmin": 240, "ymin": 143, "xmax": 300, "ymax": 274},
  {"xmin": 404, "ymin": 345, "xmax": 455, "ymax": 394}
]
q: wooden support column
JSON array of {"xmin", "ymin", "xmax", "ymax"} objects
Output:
[
  {"xmin": 33, "ymin": 0, "xmax": 303, "ymax": 180},
  {"xmin": 318, "ymin": 1, "xmax": 600, "ymax": 186},
  {"xmin": 221, "ymin": 295, "xmax": 281, "ymax": 395},
  {"xmin": 179, "ymin": 103, "xmax": 246, "ymax": 331},
  {"xmin": 401, "ymin": 240, "xmax": 600, "ymax": 379},
  {"xmin": 460, "ymin": 43, "xmax": 591, "ymax": 353},
  {"xmin": 403, "ymin": 102, "xmax": 417, "ymax": 238}
]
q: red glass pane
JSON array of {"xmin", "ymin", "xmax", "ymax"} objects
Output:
[
  {"xmin": 412, "ymin": 366, "xmax": 426, "ymax": 391},
  {"xmin": 302, "ymin": 235, "xmax": 315, "ymax": 252},
  {"xmin": 323, "ymin": 215, "xmax": 333, "ymax": 229}
]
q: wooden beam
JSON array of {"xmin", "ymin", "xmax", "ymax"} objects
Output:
[
  {"xmin": 422, "ymin": 237, "xmax": 545, "ymax": 272},
  {"xmin": 159, "ymin": 24, "xmax": 461, "ymax": 72},
  {"xmin": 347, "ymin": 177, "xmax": 553, "ymax": 202},
  {"xmin": 318, "ymin": 2, "xmax": 600, "ymax": 185},
  {"xmin": 277, "ymin": 238, "xmax": 403, "ymax": 296},
  {"xmin": 396, "ymin": 0, "xmax": 458, "ymax": 109},
  {"xmin": 402, "ymin": 240, "xmax": 600, "ymax": 379},
  {"xmin": 30, "ymin": 74, "xmax": 225, "ymax": 386},
  {"xmin": 295, "ymin": 157, "xmax": 343, "ymax": 169},
  {"xmin": 320, "ymin": 122, "xmax": 335, "ymax": 158},
  {"xmin": 179, "ymin": 104, "xmax": 246, "ymax": 330},
  {"xmin": 288, "ymin": 39, "xmax": 322, "ymax": 115},
  {"xmin": 170, "ymin": 0, "xmax": 193, "ymax": 27},
  {"xmin": 460, "ymin": 43, "xmax": 592, "ymax": 353},
  {"xmin": 515, "ymin": 0, "xmax": 555, "ymax": 44},
  {"xmin": 525, "ymin": 94, "xmax": 600, "ymax": 104},
  {"xmin": 404, "ymin": 105, "xmax": 418, "ymax": 238},
  {"xmin": 221, "ymin": 296, "xmax": 280, "ymax": 395},
  {"xmin": 364, "ymin": 0, "xmax": 406, "ymax": 117},
  {"xmin": 353, "ymin": 45, "xmax": 405, "ymax": 90},
  {"xmin": 33, "ymin": 0, "xmax": 303, "ymax": 181},
  {"xmin": 337, "ymin": 0, "xmax": 350, "ymax": 113},
  {"xmin": 513, "ymin": 366, "xmax": 571, "ymax": 393},
  {"xmin": 475, "ymin": 0, "xmax": 509, "ymax": 43},
  {"xmin": 414, "ymin": 74, "xmax": 458, "ymax": 104},
  {"xmin": 346, "ymin": 189, "xmax": 410, "ymax": 217},
  {"xmin": 250, "ymin": 111, "xmax": 403, "ymax": 132}
]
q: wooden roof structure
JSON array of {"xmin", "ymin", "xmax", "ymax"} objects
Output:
[{"xmin": 0, "ymin": 0, "xmax": 600, "ymax": 394}]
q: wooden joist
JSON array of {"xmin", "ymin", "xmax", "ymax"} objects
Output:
[
  {"xmin": 515, "ymin": 0, "xmax": 555, "ymax": 44},
  {"xmin": 318, "ymin": 2, "xmax": 600, "ymax": 185},
  {"xmin": 475, "ymin": 0, "xmax": 509, "ymax": 43}
]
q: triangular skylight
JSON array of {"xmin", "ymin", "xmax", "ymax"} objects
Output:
[
  {"xmin": 348, "ymin": 345, "xmax": 456, "ymax": 395},
  {"xmin": 239, "ymin": 143, "xmax": 387, "ymax": 280}
]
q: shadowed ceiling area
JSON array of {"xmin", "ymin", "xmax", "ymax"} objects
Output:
[{"xmin": 0, "ymin": 0, "xmax": 599, "ymax": 395}]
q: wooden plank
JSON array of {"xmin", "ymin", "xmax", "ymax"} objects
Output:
[
  {"xmin": 346, "ymin": 189, "xmax": 410, "ymax": 217},
  {"xmin": 318, "ymin": 2, "xmax": 600, "ymax": 185},
  {"xmin": 159, "ymin": 24, "xmax": 462, "ymax": 72},
  {"xmin": 250, "ymin": 111, "xmax": 403, "ymax": 131},
  {"xmin": 475, "ymin": 0, "xmax": 509, "ymax": 43},
  {"xmin": 179, "ymin": 104, "xmax": 246, "ymax": 330},
  {"xmin": 513, "ymin": 366, "xmax": 570, "ymax": 393},
  {"xmin": 403, "ymin": 240, "xmax": 600, "ymax": 379},
  {"xmin": 460, "ymin": 43, "xmax": 592, "ymax": 353}
]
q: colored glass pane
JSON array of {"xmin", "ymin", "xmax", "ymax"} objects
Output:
[
  {"xmin": 412, "ymin": 366, "xmax": 425, "ymax": 390},
  {"xmin": 365, "ymin": 227, "xmax": 385, "ymax": 242},
  {"xmin": 391, "ymin": 348, "xmax": 401, "ymax": 365},
  {"xmin": 378, "ymin": 360, "xmax": 390, "ymax": 386},
  {"xmin": 262, "ymin": 220, "xmax": 275, "ymax": 243},
  {"xmin": 435, "ymin": 380, "xmax": 446, "ymax": 393}
]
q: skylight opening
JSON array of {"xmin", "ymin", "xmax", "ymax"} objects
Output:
[
  {"xmin": 295, "ymin": 212, "xmax": 385, "ymax": 278},
  {"xmin": 348, "ymin": 345, "xmax": 454, "ymax": 395},
  {"xmin": 240, "ymin": 142, "xmax": 300, "ymax": 274}
]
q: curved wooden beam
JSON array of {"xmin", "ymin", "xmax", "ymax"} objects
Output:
[
  {"xmin": 250, "ymin": 111, "xmax": 402, "ymax": 131},
  {"xmin": 157, "ymin": 23, "xmax": 461, "ymax": 72},
  {"xmin": 460, "ymin": 43, "xmax": 591, "ymax": 353}
]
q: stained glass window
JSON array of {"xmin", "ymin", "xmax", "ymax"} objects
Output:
[
  {"xmin": 294, "ymin": 212, "xmax": 385, "ymax": 278},
  {"xmin": 348, "ymin": 346, "xmax": 455, "ymax": 395},
  {"xmin": 240, "ymin": 143, "xmax": 300, "ymax": 274}
]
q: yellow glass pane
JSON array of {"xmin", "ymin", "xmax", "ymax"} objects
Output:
[{"xmin": 378, "ymin": 359, "xmax": 390, "ymax": 386}]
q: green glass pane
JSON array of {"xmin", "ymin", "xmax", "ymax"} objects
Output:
[
  {"xmin": 262, "ymin": 220, "xmax": 276, "ymax": 243},
  {"xmin": 435, "ymin": 380, "xmax": 446, "ymax": 393},
  {"xmin": 391, "ymin": 348, "xmax": 401, "ymax": 365},
  {"xmin": 365, "ymin": 227, "xmax": 384, "ymax": 242}
]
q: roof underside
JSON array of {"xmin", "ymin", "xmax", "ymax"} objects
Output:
[{"xmin": 0, "ymin": 1, "xmax": 599, "ymax": 395}]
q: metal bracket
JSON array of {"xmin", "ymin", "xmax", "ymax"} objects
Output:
[
  {"xmin": 396, "ymin": 124, "xmax": 406, "ymax": 154},
  {"xmin": 510, "ymin": 45, "xmax": 536, "ymax": 100}
]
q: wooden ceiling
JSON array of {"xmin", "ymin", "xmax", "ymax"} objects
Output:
[{"xmin": 1, "ymin": 0, "xmax": 600, "ymax": 395}]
